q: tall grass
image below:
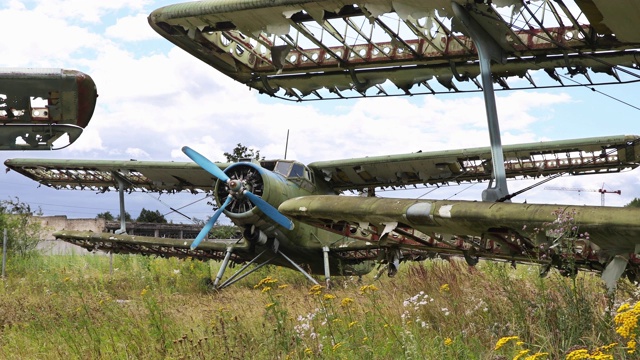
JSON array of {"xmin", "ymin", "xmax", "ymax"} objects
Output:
[{"xmin": 0, "ymin": 254, "xmax": 638, "ymax": 359}]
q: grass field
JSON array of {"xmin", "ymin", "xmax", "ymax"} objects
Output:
[{"xmin": 1, "ymin": 253, "xmax": 639, "ymax": 359}]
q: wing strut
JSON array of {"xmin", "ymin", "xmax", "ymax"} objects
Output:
[
  {"xmin": 214, "ymin": 240, "xmax": 319, "ymax": 289},
  {"xmin": 112, "ymin": 172, "xmax": 128, "ymax": 234},
  {"xmin": 451, "ymin": 2, "xmax": 509, "ymax": 202}
]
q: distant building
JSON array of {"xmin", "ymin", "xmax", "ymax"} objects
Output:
[{"xmin": 35, "ymin": 216, "xmax": 202, "ymax": 255}]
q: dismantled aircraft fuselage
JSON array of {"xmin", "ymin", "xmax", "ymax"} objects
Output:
[{"xmin": 0, "ymin": 68, "xmax": 97, "ymax": 150}]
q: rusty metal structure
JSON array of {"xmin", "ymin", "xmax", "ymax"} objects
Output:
[
  {"xmin": 0, "ymin": 68, "xmax": 97, "ymax": 150},
  {"xmin": 148, "ymin": 0, "xmax": 640, "ymax": 100}
]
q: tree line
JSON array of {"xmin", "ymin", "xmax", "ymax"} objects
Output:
[{"xmin": 96, "ymin": 208, "xmax": 168, "ymax": 223}]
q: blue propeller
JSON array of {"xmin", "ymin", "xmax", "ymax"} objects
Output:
[
  {"xmin": 182, "ymin": 146, "xmax": 294, "ymax": 250},
  {"xmin": 182, "ymin": 146, "xmax": 229, "ymax": 182},
  {"xmin": 190, "ymin": 195, "xmax": 232, "ymax": 250},
  {"xmin": 243, "ymin": 190, "xmax": 294, "ymax": 230}
]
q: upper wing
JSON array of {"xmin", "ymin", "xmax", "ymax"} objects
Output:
[
  {"xmin": 308, "ymin": 134, "xmax": 640, "ymax": 192},
  {"xmin": 148, "ymin": 0, "xmax": 640, "ymax": 101},
  {"xmin": 3, "ymin": 158, "xmax": 231, "ymax": 193}
]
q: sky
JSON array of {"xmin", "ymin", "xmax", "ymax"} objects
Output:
[{"xmin": 0, "ymin": 0, "xmax": 639, "ymax": 224}]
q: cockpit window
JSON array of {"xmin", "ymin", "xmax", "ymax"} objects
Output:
[
  {"xmin": 290, "ymin": 163, "xmax": 305, "ymax": 177},
  {"xmin": 274, "ymin": 160, "xmax": 311, "ymax": 180},
  {"xmin": 274, "ymin": 161, "xmax": 293, "ymax": 177}
]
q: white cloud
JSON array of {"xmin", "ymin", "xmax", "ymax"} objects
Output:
[
  {"xmin": 105, "ymin": 13, "xmax": 158, "ymax": 41},
  {"xmin": 126, "ymin": 147, "xmax": 151, "ymax": 159},
  {"xmin": 30, "ymin": 0, "xmax": 152, "ymax": 23}
]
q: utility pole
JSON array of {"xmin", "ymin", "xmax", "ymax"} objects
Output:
[
  {"xmin": 2, "ymin": 229, "xmax": 7, "ymax": 278},
  {"xmin": 544, "ymin": 185, "xmax": 622, "ymax": 206}
]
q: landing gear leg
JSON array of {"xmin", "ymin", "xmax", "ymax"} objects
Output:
[
  {"xmin": 213, "ymin": 247, "xmax": 233, "ymax": 288},
  {"xmin": 602, "ymin": 255, "xmax": 628, "ymax": 292},
  {"xmin": 322, "ymin": 246, "xmax": 331, "ymax": 288}
]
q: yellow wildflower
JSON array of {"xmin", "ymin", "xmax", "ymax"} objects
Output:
[
  {"xmin": 254, "ymin": 276, "xmax": 278, "ymax": 288},
  {"xmin": 494, "ymin": 336, "xmax": 519, "ymax": 351},
  {"xmin": 341, "ymin": 297, "xmax": 355, "ymax": 308},
  {"xmin": 265, "ymin": 302, "xmax": 275, "ymax": 309},
  {"xmin": 359, "ymin": 284, "xmax": 379, "ymax": 294},
  {"xmin": 324, "ymin": 294, "xmax": 336, "ymax": 301},
  {"xmin": 444, "ymin": 337, "xmax": 453, "ymax": 346},
  {"xmin": 348, "ymin": 321, "xmax": 358, "ymax": 328},
  {"xmin": 261, "ymin": 286, "xmax": 272, "ymax": 293},
  {"xmin": 615, "ymin": 306, "xmax": 640, "ymax": 339},
  {"xmin": 618, "ymin": 303, "xmax": 631, "ymax": 313},
  {"xmin": 565, "ymin": 348, "xmax": 600, "ymax": 360},
  {"xmin": 308, "ymin": 284, "xmax": 324, "ymax": 295},
  {"xmin": 594, "ymin": 343, "xmax": 617, "ymax": 353},
  {"xmin": 140, "ymin": 287, "xmax": 149, "ymax": 297},
  {"xmin": 278, "ymin": 284, "xmax": 289, "ymax": 289},
  {"xmin": 524, "ymin": 352, "xmax": 549, "ymax": 360},
  {"xmin": 628, "ymin": 339, "xmax": 637, "ymax": 354},
  {"xmin": 332, "ymin": 342, "xmax": 343, "ymax": 351},
  {"xmin": 440, "ymin": 283, "xmax": 450, "ymax": 292},
  {"xmin": 304, "ymin": 348, "xmax": 312, "ymax": 355},
  {"xmin": 513, "ymin": 349, "xmax": 530, "ymax": 360}
]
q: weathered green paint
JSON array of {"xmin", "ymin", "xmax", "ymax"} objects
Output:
[
  {"xmin": 0, "ymin": 68, "xmax": 97, "ymax": 150},
  {"xmin": 6, "ymin": 134, "xmax": 640, "ymax": 280},
  {"xmin": 280, "ymin": 195, "xmax": 640, "ymax": 259},
  {"xmin": 147, "ymin": 0, "xmax": 640, "ymax": 100}
]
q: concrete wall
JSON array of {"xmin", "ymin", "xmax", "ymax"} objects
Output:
[
  {"xmin": 33, "ymin": 216, "xmax": 206, "ymax": 255},
  {"xmin": 35, "ymin": 215, "xmax": 106, "ymax": 255}
]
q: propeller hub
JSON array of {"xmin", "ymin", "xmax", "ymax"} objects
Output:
[{"xmin": 228, "ymin": 179, "xmax": 243, "ymax": 193}]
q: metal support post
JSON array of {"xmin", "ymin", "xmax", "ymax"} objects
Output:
[
  {"xmin": 115, "ymin": 175, "xmax": 127, "ymax": 234},
  {"xmin": 277, "ymin": 250, "xmax": 319, "ymax": 286},
  {"xmin": 322, "ymin": 246, "xmax": 331, "ymax": 288},
  {"xmin": 451, "ymin": 2, "xmax": 509, "ymax": 202},
  {"xmin": 2, "ymin": 229, "xmax": 7, "ymax": 278},
  {"xmin": 214, "ymin": 248, "xmax": 233, "ymax": 288}
]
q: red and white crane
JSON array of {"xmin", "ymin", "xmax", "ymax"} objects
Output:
[{"xmin": 544, "ymin": 185, "xmax": 621, "ymax": 206}]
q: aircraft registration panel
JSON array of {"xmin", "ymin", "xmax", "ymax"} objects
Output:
[{"xmin": 148, "ymin": 0, "xmax": 640, "ymax": 100}]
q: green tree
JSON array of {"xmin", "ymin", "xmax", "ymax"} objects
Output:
[
  {"xmin": 224, "ymin": 143, "xmax": 263, "ymax": 162},
  {"xmin": 209, "ymin": 224, "xmax": 240, "ymax": 239},
  {"xmin": 625, "ymin": 198, "xmax": 640, "ymax": 208},
  {"xmin": 115, "ymin": 211, "xmax": 134, "ymax": 222},
  {"xmin": 0, "ymin": 198, "xmax": 44, "ymax": 256},
  {"xmin": 96, "ymin": 211, "xmax": 115, "ymax": 221},
  {"xmin": 137, "ymin": 208, "xmax": 167, "ymax": 223}
]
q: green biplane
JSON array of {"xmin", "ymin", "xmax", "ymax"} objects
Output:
[
  {"xmin": 5, "ymin": 134, "xmax": 640, "ymax": 289},
  {"xmin": 6, "ymin": 0, "xmax": 640, "ymax": 290}
]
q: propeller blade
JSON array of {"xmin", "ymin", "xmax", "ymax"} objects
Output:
[
  {"xmin": 182, "ymin": 146, "xmax": 230, "ymax": 182},
  {"xmin": 191, "ymin": 196, "xmax": 233, "ymax": 250},
  {"xmin": 244, "ymin": 191, "xmax": 294, "ymax": 230}
]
